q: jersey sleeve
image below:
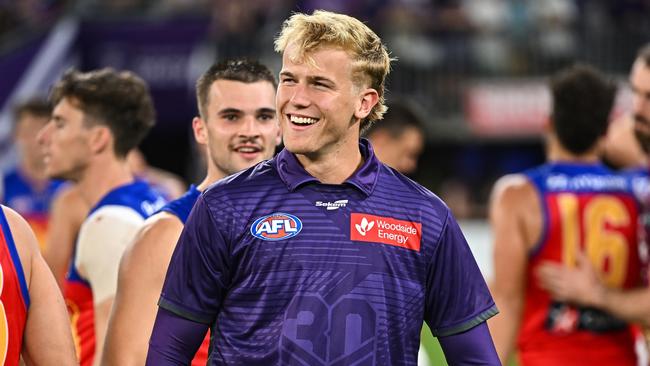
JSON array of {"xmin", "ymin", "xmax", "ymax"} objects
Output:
[
  {"xmin": 424, "ymin": 210, "xmax": 498, "ymax": 337},
  {"xmin": 75, "ymin": 206, "xmax": 145, "ymax": 304},
  {"xmin": 158, "ymin": 195, "xmax": 230, "ymax": 325}
]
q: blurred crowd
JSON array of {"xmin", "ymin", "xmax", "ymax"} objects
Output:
[
  {"xmin": 1, "ymin": 0, "xmax": 649, "ymax": 219},
  {"xmin": 2, "ymin": 0, "xmax": 649, "ymax": 74}
]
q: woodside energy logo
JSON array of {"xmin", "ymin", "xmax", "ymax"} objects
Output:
[{"xmin": 350, "ymin": 213, "xmax": 422, "ymax": 251}]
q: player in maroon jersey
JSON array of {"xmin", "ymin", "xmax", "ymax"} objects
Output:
[
  {"xmin": 537, "ymin": 44, "xmax": 650, "ymax": 355},
  {"xmin": 489, "ymin": 64, "xmax": 642, "ymax": 365},
  {"xmin": 0, "ymin": 204, "xmax": 76, "ymax": 365}
]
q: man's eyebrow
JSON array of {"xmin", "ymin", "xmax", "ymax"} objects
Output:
[
  {"xmin": 256, "ymin": 108, "xmax": 276, "ymax": 114},
  {"xmin": 217, "ymin": 108, "xmax": 243, "ymax": 115},
  {"xmin": 310, "ymin": 76, "xmax": 334, "ymax": 83},
  {"xmin": 279, "ymin": 71, "xmax": 294, "ymax": 78}
]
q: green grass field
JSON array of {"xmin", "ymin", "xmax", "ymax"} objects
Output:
[{"xmin": 419, "ymin": 326, "xmax": 448, "ymax": 365}]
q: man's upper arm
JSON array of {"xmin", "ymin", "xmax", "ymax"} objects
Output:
[
  {"xmin": 487, "ymin": 174, "xmax": 538, "ymax": 363},
  {"xmin": 489, "ymin": 174, "xmax": 537, "ymax": 302},
  {"xmin": 159, "ymin": 195, "xmax": 231, "ymax": 324},
  {"xmin": 2, "ymin": 206, "xmax": 77, "ymax": 365},
  {"xmin": 103, "ymin": 213, "xmax": 183, "ymax": 365},
  {"xmin": 76, "ymin": 206, "xmax": 144, "ymax": 304}
]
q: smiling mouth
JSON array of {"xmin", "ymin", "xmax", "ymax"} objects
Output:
[
  {"xmin": 234, "ymin": 146, "xmax": 262, "ymax": 154},
  {"xmin": 289, "ymin": 114, "xmax": 319, "ymax": 126}
]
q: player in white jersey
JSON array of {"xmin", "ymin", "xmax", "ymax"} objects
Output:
[{"xmin": 37, "ymin": 68, "xmax": 165, "ymax": 366}]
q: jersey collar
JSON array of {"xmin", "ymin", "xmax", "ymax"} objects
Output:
[{"xmin": 275, "ymin": 138, "xmax": 380, "ymax": 197}]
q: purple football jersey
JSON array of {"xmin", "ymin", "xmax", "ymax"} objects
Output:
[{"xmin": 159, "ymin": 139, "xmax": 497, "ymax": 365}]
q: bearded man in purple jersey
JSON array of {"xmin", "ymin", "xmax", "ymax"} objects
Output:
[{"xmin": 147, "ymin": 10, "xmax": 500, "ymax": 365}]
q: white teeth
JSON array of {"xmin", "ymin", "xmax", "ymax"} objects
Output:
[
  {"xmin": 290, "ymin": 115, "xmax": 318, "ymax": 125},
  {"xmin": 236, "ymin": 147, "xmax": 258, "ymax": 153}
]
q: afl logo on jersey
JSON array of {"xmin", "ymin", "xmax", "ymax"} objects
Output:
[{"xmin": 250, "ymin": 213, "xmax": 303, "ymax": 241}]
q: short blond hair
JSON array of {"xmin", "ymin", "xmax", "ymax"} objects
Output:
[{"xmin": 274, "ymin": 10, "xmax": 392, "ymax": 129}]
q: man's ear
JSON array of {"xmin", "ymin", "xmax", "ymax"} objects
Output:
[
  {"xmin": 88, "ymin": 125, "xmax": 111, "ymax": 154},
  {"xmin": 354, "ymin": 88, "xmax": 379, "ymax": 120},
  {"xmin": 193, "ymin": 116, "xmax": 208, "ymax": 146},
  {"xmin": 274, "ymin": 122, "xmax": 282, "ymax": 146},
  {"xmin": 543, "ymin": 116, "xmax": 553, "ymax": 133}
]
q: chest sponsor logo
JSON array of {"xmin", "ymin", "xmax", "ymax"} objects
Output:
[
  {"xmin": 315, "ymin": 199, "xmax": 348, "ymax": 210},
  {"xmin": 250, "ymin": 212, "xmax": 303, "ymax": 241},
  {"xmin": 351, "ymin": 213, "xmax": 421, "ymax": 251}
]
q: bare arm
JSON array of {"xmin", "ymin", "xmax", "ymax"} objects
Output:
[
  {"xmin": 43, "ymin": 185, "xmax": 89, "ymax": 289},
  {"xmin": 3, "ymin": 206, "xmax": 77, "ymax": 365},
  {"xmin": 102, "ymin": 213, "xmax": 183, "ymax": 366},
  {"xmin": 537, "ymin": 252, "xmax": 650, "ymax": 327},
  {"xmin": 487, "ymin": 175, "xmax": 540, "ymax": 365}
]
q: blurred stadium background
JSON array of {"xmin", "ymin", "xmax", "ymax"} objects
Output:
[{"xmin": 1, "ymin": 1, "xmax": 649, "ymax": 364}]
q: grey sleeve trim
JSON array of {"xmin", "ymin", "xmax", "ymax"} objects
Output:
[
  {"xmin": 158, "ymin": 297, "xmax": 214, "ymax": 325},
  {"xmin": 433, "ymin": 305, "xmax": 499, "ymax": 337}
]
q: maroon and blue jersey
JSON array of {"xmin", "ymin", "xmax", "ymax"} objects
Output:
[
  {"xmin": 65, "ymin": 180, "xmax": 165, "ymax": 366},
  {"xmin": 519, "ymin": 162, "xmax": 642, "ymax": 366},
  {"xmin": 160, "ymin": 185, "xmax": 200, "ymax": 224},
  {"xmin": 0, "ymin": 206, "xmax": 29, "ymax": 365},
  {"xmin": 160, "ymin": 139, "xmax": 497, "ymax": 365},
  {"xmin": 1, "ymin": 168, "xmax": 63, "ymax": 250}
]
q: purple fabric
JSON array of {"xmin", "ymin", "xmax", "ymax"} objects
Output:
[
  {"xmin": 425, "ymin": 211, "xmax": 497, "ymax": 336},
  {"xmin": 155, "ymin": 139, "xmax": 496, "ymax": 364},
  {"xmin": 439, "ymin": 322, "xmax": 501, "ymax": 365},
  {"xmin": 276, "ymin": 138, "xmax": 378, "ymax": 195},
  {"xmin": 146, "ymin": 307, "xmax": 208, "ymax": 365}
]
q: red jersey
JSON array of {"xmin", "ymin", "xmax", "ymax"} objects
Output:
[
  {"xmin": 0, "ymin": 207, "xmax": 30, "ymax": 365},
  {"xmin": 65, "ymin": 268, "xmax": 95, "ymax": 366},
  {"xmin": 192, "ymin": 334, "xmax": 209, "ymax": 365},
  {"xmin": 519, "ymin": 163, "xmax": 643, "ymax": 366}
]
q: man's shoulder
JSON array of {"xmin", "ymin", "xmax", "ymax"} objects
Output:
[
  {"xmin": 93, "ymin": 180, "xmax": 167, "ymax": 218},
  {"xmin": 203, "ymin": 160, "xmax": 280, "ymax": 201},
  {"xmin": 122, "ymin": 211, "xmax": 184, "ymax": 270},
  {"xmin": 1, "ymin": 205, "xmax": 37, "ymax": 266},
  {"xmin": 491, "ymin": 173, "xmax": 535, "ymax": 202},
  {"xmin": 375, "ymin": 164, "xmax": 448, "ymax": 212}
]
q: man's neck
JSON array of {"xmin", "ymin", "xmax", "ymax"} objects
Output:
[
  {"xmin": 197, "ymin": 165, "xmax": 226, "ymax": 192},
  {"xmin": 19, "ymin": 160, "xmax": 49, "ymax": 190},
  {"xmin": 547, "ymin": 135, "xmax": 600, "ymax": 164},
  {"xmin": 77, "ymin": 156, "xmax": 134, "ymax": 208},
  {"xmin": 548, "ymin": 146, "xmax": 600, "ymax": 164},
  {"xmin": 295, "ymin": 139, "xmax": 363, "ymax": 185}
]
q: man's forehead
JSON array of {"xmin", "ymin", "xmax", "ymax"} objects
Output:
[
  {"xmin": 208, "ymin": 80, "xmax": 275, "ymax": 110},
  {"xmin": 282, "ymin": 43, "xmax": 352, "ymax": 70}
]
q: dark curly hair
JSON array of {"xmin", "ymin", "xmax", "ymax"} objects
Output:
[
  {"xmin": 50, "ymin": 68, "xmax": 155, "ymax": 158},
  {"xmin": 551, "ymin": 64, "xmax": 616, "ymax": 155}
]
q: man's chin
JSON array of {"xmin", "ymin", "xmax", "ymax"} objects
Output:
[
  {"xmin": 283, "ymin": 140, "xmax": 312, "ymax": 155},
  {"xmin": 46, "ymin": 169, "xmax": 76, "ymax": 182}
]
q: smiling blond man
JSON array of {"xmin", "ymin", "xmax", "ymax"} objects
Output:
[{"xmin": 147, "ymin": 11, "xmax": 499, "ymax": 365}]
